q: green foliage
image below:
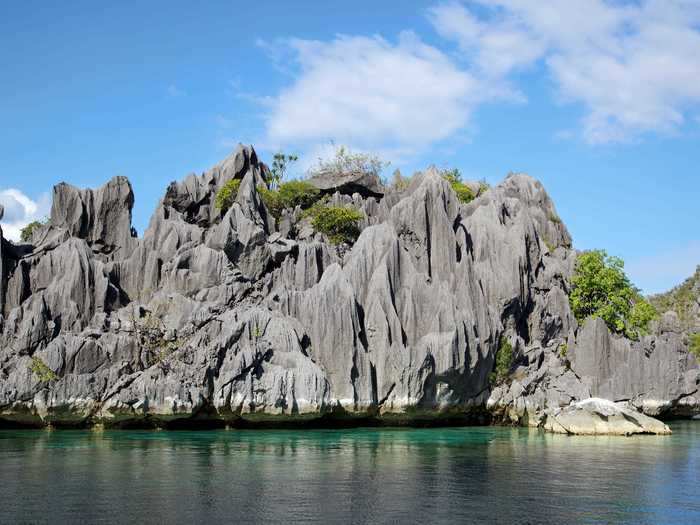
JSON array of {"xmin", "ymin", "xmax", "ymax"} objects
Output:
[
  {"xmin": 649, "ymin": 266, "xmax": 700, "ymax": 329},
  {"xmin": 20, "ymin": 219, "xmax": 47, "ymax": 243},
  {"xmin": 441, "ymin": 168, "xmax": 475, "ymax": 204},
  {"xmin": 278, "ymin": 180, "xmax": 320, "ymax": 210},
  {"xmin": 129, "ymin": 307, "xmax": 182, "ymax": 368},
  {"xmin": 452, "ymin": 183, "xmax": 475, "ymax": 203},
  {"xmin": 569, "ymin": 250, "xmax": 658, "ymax": 339},
  {"xmin": 689, "ymin": 333, "xmax": 700, "ymax": 359},
  {"xmin": 490, "ymin": 337, "xmax": 514, "ymax": 385},
  {"xmin": 258, "ymin": 180, "xmax": 321, "ymax": 219},
  {"xmin": 214, "ymin": 179, "xmax": 241, "ymax": 213},
  {"xmin": 548, "ymin": 212, "xmax": 562, "ymax": 224},
  {"xmin": 390, "ymin": 169, "xmax": 411, "ymax": 191},
  {"xmin": 559, "ymin": 342, "xmax": 568, "ymax": 358},
  {"xmin": 441, "ymin": 168, "xmax": 462, "ymax": 185},
  {"xmin": 543, "ymin": 239, "xmax": 557, "ymax": 253},
  {"xmin": 309, "ymin": 145, "xmax": 389, "ymax": 178},
  {"xmin": 629, "ymin": 299, "xmax": 658, "ymax": 336},
  {"xmin": 303, "ymin": 204, "xmax": 363, "ymax": 244},
  {"xmin": 30, "ymin": 356, "xmax": 58, "ymax": 382},
  {"xmin": 477, "ymin": 180, "xmax": 490, "ymax": 196},
  {"xmin": 269, "ymin": 152, "xmax": 298, "ymax": 189}
]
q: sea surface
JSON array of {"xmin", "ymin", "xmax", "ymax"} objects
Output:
[{"xmin": 0, "ymin": 421, "xmax": 698, "ymax": 524}]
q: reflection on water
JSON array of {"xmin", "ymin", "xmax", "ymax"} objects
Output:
[{"xmin": 1, "ymin": 422, "xmax": 698, "ymax": 524}]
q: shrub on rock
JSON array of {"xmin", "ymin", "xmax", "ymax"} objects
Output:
[
  {"xmin": 490, "ymin": 337, "xmax": 514, "ymax": 385},
  {"xmin": 20, "ymin": 220, "xmax": 44, "ymax": 242},
  {"xmin": 441, "ymin": 168, "xmax": 475, "ymax": 204},
  {"xmin": 303, "ymin": 204, "xmax": 363, "ymax": 245},
  {"xmin": 570, "ymin": 250, "xmax": 657, "ymax": 339},
  {"xmin": 214, "ymin": 179, "xmax": 241, "ymax": 213},
  {"xmin": 258, "ymin": 180, "xmax": 321, "ymax": 219}
]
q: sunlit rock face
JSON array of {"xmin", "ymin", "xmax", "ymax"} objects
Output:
[{"xmin": 0, "ymin": 144, "xmax": 697, "ymax": 428}]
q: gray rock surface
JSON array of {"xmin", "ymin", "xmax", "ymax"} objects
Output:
[
  {"xmin": 0, "ymin": 145, "xmax": 697, "ymax": 428},
  {"xmin": 544, "ymin": 398, "xmax": 672, "ymax": 435},
  {"xmin": 307, "ymin": 170, "xmax": 384, "ymax": 198}
]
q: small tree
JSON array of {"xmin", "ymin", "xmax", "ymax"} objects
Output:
[
  {"xmin": 689, "ymin": 333, "xmax": 700, "ymax": 359},
  {"xmin": 303, "ymin": 204, "xmax": 363, "ymax": 244},
  {"xmin": 269, "ymin": 153, "xmax": 298, "ymax": 189},
  {"xmin": 258, "ymin": 180, "xmax": 321, "ymax": 219},
  {"xmin": 440, "ymin": 168, "xmax": 475, "ymax": 204},
  {"xmin": 309, "ymin": 145, "xmax": 388, "ymax": 178},
  {"xmin": 490, "ymin": 336, "xmax": 513, "ymax": 385},
  {"xmin": 214, "ymin": 179, "xmax": 241, "ymax": 213},
  {"xmin": 390, "ymin": 169, "xmax": 411, "ymax": 191},
  {"xmin": 477, "ymin": 179, "xmax": 490, "ymax": 196},
  {"xmin": 569, "ymin": 250, "xmax": 657, "ymax": 339},
  {"xmin": 30, "ymin": 356, "xmax": 58, "ymax": 382},
  {"xmin": 20, "ymin": 220, "xmax": 45, "ymax": 242}
]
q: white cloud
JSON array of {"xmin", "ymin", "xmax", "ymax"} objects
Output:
[
  {"xmin": 430, "ymin": 0, "xmax": 700, "ymax": 143},
  {"xmin": 262, "ymin": 32, "xmax": 497, "ymax": 163},
  {"xmin": 167, "ymin": 84, "xmax": 185, "ymax": 98},
  {"xmin": 0, "ymin": 189, "xmax": 51, "ymax": 242},
  {"xmin": 627, "ymin": 240, "xmax": 700, "ymax": 295},
  {"xmin": 254, "ymin": 0, "xmax": 700, "ymax": 158}
]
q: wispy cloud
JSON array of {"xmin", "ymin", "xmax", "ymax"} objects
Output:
[
  {"xmin": 0, "ymin": 189, "xmax": 51, "ymax": 242},
  {"xmin": 430, "ymin": 1, "xmax": 700, "ymax": 144},
  {"xmin": 259, "ymin": 31, "xmax": 514, "ymax": 165},
  {"xmin": 167, "ymin": 84, "xmax": 186, "ymax": 98}
]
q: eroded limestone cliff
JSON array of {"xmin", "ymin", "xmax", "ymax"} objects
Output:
[{"xmin": 0, "ymin": 145, "xmax": 697, "ymax": 429}]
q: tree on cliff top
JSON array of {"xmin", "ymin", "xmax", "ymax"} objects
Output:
[
  {"xmin": 570, "ymin": 250, "xmax": 657, "ymax": 339},
  {"xmin": 308, "ymin": 145, "xmax": 389, "ymax": 178}
]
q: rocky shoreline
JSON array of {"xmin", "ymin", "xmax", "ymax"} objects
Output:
[{"xmin": 1, "ymin": 145, "xmax": 697, "ymax": 435}]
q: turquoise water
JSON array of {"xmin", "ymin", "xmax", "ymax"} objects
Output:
[{"xmin": 1, "ymin": 422, "xmax": 699, "ymax": 524}]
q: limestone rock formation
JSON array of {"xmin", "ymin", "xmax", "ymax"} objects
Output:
[
  {"xmin": 0, "ymin": 143, "xmax": 697, "ymax": 429},
  {"xmin": 544, "ymin": 398, "xmax": 672, "ymax": 435},
  {"xmin": 307, "ymin": 170, "xmax": 384, "ymax": 198}
]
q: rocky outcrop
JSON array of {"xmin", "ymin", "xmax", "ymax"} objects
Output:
[
  {"xmin": 308, "ymin": 170, "xmax": 384, "ymax": 198},
  {"xmin": 49, "ymin": 176, "xmax": 136, "ymax": 257},
  {"xmin": 544, "ymin": 398, "xmax": 672, "ymax": 435},
  {"xmin": 0, "ymin": 143, "xmax": 697, "ymax": 430}
]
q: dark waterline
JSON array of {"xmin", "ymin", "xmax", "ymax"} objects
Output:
[{"xmin": 1, "ymin": 422, "xmax": 698, "ymax": 524}]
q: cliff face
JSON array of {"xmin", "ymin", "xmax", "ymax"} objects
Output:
[{"xmin": 0, "ymin": 145, "xmax": 698, "ymax": 427}]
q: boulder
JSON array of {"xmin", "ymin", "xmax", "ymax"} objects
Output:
[
  {"xmin": 307, "ymin": 170, "xmax": 384, "ymax": 198},
  {"xmin": 544, "ymin": 398, "xmax": 672, "ymax": 435}
]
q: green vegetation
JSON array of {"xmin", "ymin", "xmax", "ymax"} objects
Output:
[
  {"xmin": 689, "ymin": 333, "xmax": 700, "ymax": 359},
  {"xmin": 20, "ymin": 218, "xmax": 47, "ymax": 243},
  {"xmin": 477, "ymin": 180, "xmax": 490, "ymax": 196},
  {"xmin": 548, "ymin": 212, "xmax": 562, "ymax": 224},
  {"xmin": 441, "ymin": 168, "xmax": 475, "ymax": 204},
  {"xmin": 490, "ymin": 336, "xmax": 514, "ymax": 385},
  {"xmin": 543, "ymin": 239, "xmax": 557, "ymax": 253},
  {"xmin": 128, "ymin": 307, "xmax": 182, "ymax": 367},
  {"xmin": 303, "ymin": 204, "xmax": 363, "ymax": 245},
  {"xmin": 214, "ymin": 179, "xmax": 241, "ymax": 213},
  {"xmin": 569, "ymin": 250, "xmax": 657, "ymax": 339},
  {"xmin": 649, "ymin": 266, "xmax": 700, "ymax": 329},
  {"xmin": 558, "ymin": 342, "xmax": 568, "ymax": 358},
  {"xmin": 390, "ymin": 169, "xmax": 411, "ymax": 191},
  {"xmin": 258, "ymin": 180, "xmax": 321, "ymax": 219},
  {"xmin": 30, "ymin": 356, "xmax": 58, "ymax": 382},
  {"xmin": 269, "ymin": 152, "xmax": 298, "ymax": 189},
  {"xmin": 309, "ymin": 145, "xmax": 388, "ymax": 178}
]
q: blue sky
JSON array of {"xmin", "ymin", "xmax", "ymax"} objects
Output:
[{"xmin": 1, "ymin": 0, "xmax": 699, "ymax": 293}]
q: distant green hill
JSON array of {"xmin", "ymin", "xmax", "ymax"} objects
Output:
[{"xmin": 649, "ymin": 266, "xmax": 700, "ymax": 329}]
